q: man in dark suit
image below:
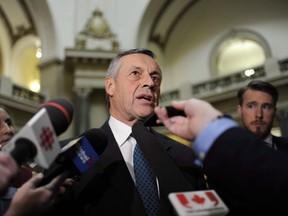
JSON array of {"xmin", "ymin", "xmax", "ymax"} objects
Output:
[
  {"xmin": 237, "ymin": 80, "xmax": 288, "ymax": 151},
  {"xmin": 155, "ymin": 98, "xmax": 288, "ymax": 216},
  {"xmin": 50, "ymin": 49, "xmax": 207, "ymax": 216}
]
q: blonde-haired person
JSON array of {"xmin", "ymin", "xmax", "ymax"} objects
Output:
[
  {"xmin": 0, "ymin": 106, "xmax": 33, "ymax": 188},
  {"xmin": 0, "ymin": 106, "xmax": 15, "ymax": 151}
]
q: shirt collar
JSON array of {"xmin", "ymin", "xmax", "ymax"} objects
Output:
[
  {"xmin": 108, "ymin": 116, "xmax": 132, "ymax": 147},
  {"xmin": 263, "ymin": 133, "xmax": 273, "ymax": 145}
]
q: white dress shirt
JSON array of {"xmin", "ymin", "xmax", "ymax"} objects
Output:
[
  {"xmin": 108, "ymin": 116, "xmax": 160, "ymax": 195},
  {"xmin": 108, "ymin": 116, "xmax": 137, "ymax": 182},
  {"xmin": 263, "ymin": 134, "xmax": 276, "ymax": 149}
]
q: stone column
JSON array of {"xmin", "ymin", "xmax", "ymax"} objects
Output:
[{"xmin": 74, "ymin": 87, "xmax": 93, "ymax": 135}]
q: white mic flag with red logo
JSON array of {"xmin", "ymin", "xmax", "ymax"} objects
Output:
[
  {"xmin": 4, "ymin": 108, "xmax": 60, "ymax": 169},
  {"xmin": 169, "ymin": 190, "xmax": 229, "ymax": 216}
]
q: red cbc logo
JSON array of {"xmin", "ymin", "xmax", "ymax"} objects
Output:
[
  {"xmin": 40, "ymin": 127, "xmax": 54, "ymax": 150},
  {"xmin": 176, "ymin": 191, "xmax": 219, "ymax": 209}
]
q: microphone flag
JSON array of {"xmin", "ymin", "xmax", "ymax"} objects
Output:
[
  {"xmin": 4, "ymin": 108, "xmax": 60, "ymax": 168},
  {"xmin": 168, "ymin": 190, "xmax": 229, "ymax": 216},
  {"xmin": 67, "ymin": 136, "xmax": 100, "ymax": 173}
]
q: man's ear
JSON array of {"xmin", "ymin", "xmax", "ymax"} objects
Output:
[
  {"xmin": 236, "ymin": 105, "xmax": 242, "ymax": 116},
  {"xmin": 105, "ymin": 77, "xmax": 115, "ymax": 96}
]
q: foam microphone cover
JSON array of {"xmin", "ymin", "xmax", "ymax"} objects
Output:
[{"xmin": 41, "ymin": 98, "xmax": 74, "ymax": 136}]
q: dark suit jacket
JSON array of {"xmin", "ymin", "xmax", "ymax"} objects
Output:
[
  {"xmin": 273, "ymin": 135, "xmax": 288, "ymax": 151},
  {"xmin": 50, "ymin": 121, "xmax": 207, "ymax": 216},
  {"xmin": 203, "ymin": 127, "xmax": 288, "ymax": 216}
]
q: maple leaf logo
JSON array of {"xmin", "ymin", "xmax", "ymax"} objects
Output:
[
  {"xmin": 191, "ymin": 194, "xmax": 206, "ymax": 204},
  {"xmin": 87, "ymin": 155, "xmax": 94, "ymax": 165},
  {"xmin": 40, "ymin": 127, "xmax": 54, "ymax": 151}
]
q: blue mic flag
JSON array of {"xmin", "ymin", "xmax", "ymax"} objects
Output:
[{"xmin": 68, "ymin": 136, "xmax": 100, "ymax": 173}]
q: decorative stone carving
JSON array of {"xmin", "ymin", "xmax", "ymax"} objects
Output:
[{"xmin": 75, "ymin": 8, "xmax": 120, "ymax": 51}]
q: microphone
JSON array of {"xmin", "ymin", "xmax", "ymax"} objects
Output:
[
  {"xmin": 39, "ymin": 128, "xmax": 107, "ymax": 186},
  {"xmin": 144, "ymin": 106, "xmax": 186, "ymax": 126},
  {"xmin": 2, "ymin": 98, "xmax": 73, "ymax": 169},
  {"xmin": 168, "ymin": 190, "xmax": 229, "ymax": 216},
  {"xmin": 40, "ymin": 98, "xmax": 73, "ymax": 136}
]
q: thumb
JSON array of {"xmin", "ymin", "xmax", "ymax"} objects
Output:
[
  {"xmin": 29, "ymin": 173, "xmax": 44, "ymax": 187},
  {"xmin": 171, "ymin": 100, "xmax": 186, "ymax": 111}
]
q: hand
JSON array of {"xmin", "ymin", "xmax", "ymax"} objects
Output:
[
  {"xmin": 4, "ymin": 173, "xmax": 67, "ymax": 216},
  {"xmin": 154, "ymin": 98, "xmax": 222, "ymax": 140},
  {"xmin": 59, "ymin": 177, "xmax": 75, "ymax": 194},
  {"xmin": 0, "ymin": 152, "xmax": 18, "ymax": 192}
]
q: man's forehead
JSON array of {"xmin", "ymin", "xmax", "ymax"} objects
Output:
[
  {"xmin": 120, "ymin": 54, "xmax": 161, "ymax": 71},
  {"xmin": 244, "ymin": 89, "xmax": 272, "ymax": 97},
  {"xmin": 243, "ymin": 89, "xmax": 273, "ymax": 101}
]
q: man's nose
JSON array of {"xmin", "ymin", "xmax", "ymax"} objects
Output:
[
  {"xmin": 256, "ymin": 106, "xmax": 263, "ymax": 118},
  {"xmin": 142, "ymin": 73, "xmax": 155, "ymax": 88}
]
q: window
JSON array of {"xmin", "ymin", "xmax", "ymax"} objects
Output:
[{"xmin": 211, "ymin": 29, "xmax": 271, "ymax": 77}]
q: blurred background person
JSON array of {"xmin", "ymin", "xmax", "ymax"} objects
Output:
[
  {"xmin": 0, "ymin": 105, "xmax": 33, "ymax": 187},
  {"xmin": 237, "ymin": 80, "xmax": 288, "ymax": 150},
  {"xmin": 0, "ymin": 105, "xmax": 37, "ymax": 214},
  {"xmin": 0, "ymin": 107, "xmax": 15, "ymax": 151},
  {"xmin": 0, "ymin": 153, "xmax": 18, "ymax": 193}
]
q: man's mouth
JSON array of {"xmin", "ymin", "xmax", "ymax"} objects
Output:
[
  {"xmin": 136, "ymin": 94, "xmax": 155, "ymax": 103},
  {"xmin": 0, "ymin": 136, "xmax": 12, "ymax": 144},
  {"xmin": 252, "ymin": 121, "xmax": 266, "ymax": 126}
]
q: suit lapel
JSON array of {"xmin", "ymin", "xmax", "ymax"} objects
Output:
[
  {"xmin": 73, "ymin": 121, "xmax": 145, "ymax": 215},
  {"xmin": 100, "ymin": 122, "xmax": 146, "ymax": 215},
  {"xmin": 273, "ymin": 135, "xmax": 288, "ymax": 152},
  {"xmin": 132, "ymin": 121, "xmax": 197, "ymax": 216}
]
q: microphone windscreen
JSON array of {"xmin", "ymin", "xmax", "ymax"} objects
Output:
[
  {"xmin": 80, "ymin": 128, "xmax": 107, "ymax": 155},
  {"xmin": 10, "ymin": 138, "xmax": 37, "ymax": 165},
  {"xmin": 41, "ymin": 98, "xmax": 74, "ymax": 136}
]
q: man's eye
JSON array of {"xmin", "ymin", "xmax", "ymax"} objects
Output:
[
  {"xmin": 131, "ymin": 71, "xmax": 140, "ymax": 76},
  {"xmin": 247, "ymin": 104, "xmax": 256, "ymax": 109},
  {"xmin": 151, "ymin": 75, "xmax": 161, "ymax": 84},
  {"xmin": 5, "ymin": 119, "xmax": 13, "ymax": 127},
  {"xmin": 263, "ymin": 104, "xmax": 273, "ymax": 110}
]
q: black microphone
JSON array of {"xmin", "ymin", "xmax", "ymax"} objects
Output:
[
  {"xmin": 39, "ymin": 128, "xmax": 107, "ymax": 186},
  {"xmin": 40, "ymin": 98, "xmax": 73, "ymax": 136},
  {"xmin": 3, "ymin": 98, "xmax": 74, "ymax": 168},
  {"xmin": 144, "ymin": 106, "xmax": 186, "ymax": 126}
]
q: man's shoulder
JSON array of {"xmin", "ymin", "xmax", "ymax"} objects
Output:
[
  {"xmin": 151, "ymin": 128, "xmax": 194, "ymax": 152},
  {"xmin": 59, "ymin": 135, "xmax": 83, "ymax": 148},
  {"xmin": 273, "ymin": 135, "xmax": 288, "ymax": 144},
  {"xmin": 273, "ymin": 135, "xmax": 288, "ymax": 152},
  {"xmin": 59, "ymin": 121, "xmax": 110, "ymax": 147}
]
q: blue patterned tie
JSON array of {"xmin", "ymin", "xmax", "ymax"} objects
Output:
[{"xmin": 133, "ymin": 142, "xmax": 160, "ymax": 216}]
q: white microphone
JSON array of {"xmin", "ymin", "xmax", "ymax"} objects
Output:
[
  {"xmin": 168, "ymin": 190, "xmax": 229, "ymax": 216},
  {"xmin": 2, "ymin": 98, "xmax": 73, "ymax": 169}
]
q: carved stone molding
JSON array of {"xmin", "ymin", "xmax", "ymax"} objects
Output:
[{"xmin": 75, "ymin": 8, "xmax": 120, "ymax": 51}]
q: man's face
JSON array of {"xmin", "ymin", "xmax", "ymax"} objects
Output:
[
  {"xmin": 105, "ymin": 53, "xmax": 162, "ymax": 126},
  {"xmin": 0, "ymin": 108, "xmax": 15, "ymax": 148},
  {"xmin": 237, "ymin": 89, "xmax": 276, "ymax": 139}
]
